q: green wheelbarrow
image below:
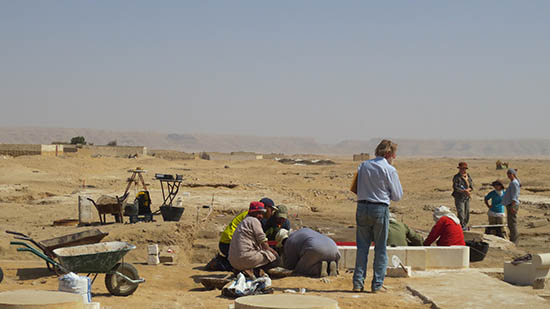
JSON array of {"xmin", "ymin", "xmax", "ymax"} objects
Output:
[{"xmin": 10, "ymin": 241, "xmax": 144, "ymax": 296}]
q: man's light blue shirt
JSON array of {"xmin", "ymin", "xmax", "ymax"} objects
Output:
[
  {"xmin": 356, "ymin": 156, "xmax": 403, "ymax": 205},
  {"xmin": 502, "ymin": 178, "xmax": 520, "ymax": 206}
]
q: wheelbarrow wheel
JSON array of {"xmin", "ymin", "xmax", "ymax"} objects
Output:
[{"xmin": 105, "ymin": 262, "xmax": 139, "ymax": 296}]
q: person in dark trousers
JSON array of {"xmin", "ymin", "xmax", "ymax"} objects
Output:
[
  {"xmin": 502, "ymin": 168, "xmax": 521, "ymax": 243},
  {"xmin": 452, "ymin": 162, "xmax": 473, "ymax": 230},
  {"xmin": 484, "ymin": 180, "xmax": 506, "ymax": 238}
]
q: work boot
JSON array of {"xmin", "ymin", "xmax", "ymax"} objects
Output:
[
  {"xmin": 329, "ymin": 261, "xmax": 338, "ymax": 277},
  {"xmin": 320, "ymin": 261, "xmax": 328, "ymax": 278}
]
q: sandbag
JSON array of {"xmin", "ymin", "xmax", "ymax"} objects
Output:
[{"xmin": 58, "ymin": 272, "xmax": 91, "ymax": 303}]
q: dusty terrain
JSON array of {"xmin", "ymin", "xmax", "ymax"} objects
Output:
[{"xmin": 0, "ymin": 150, "xmax": 549, "ymax": 308}]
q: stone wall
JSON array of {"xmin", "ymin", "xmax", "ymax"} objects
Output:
[
  {"xmin": 83, "ymin": 145, "xmax": 147, "ymax": 157},
  {"xmin": 0, "ymin": 144, "xmax": 42, "ymax": 156},
  {"xmin": 200, "ymin": 152, "xmax": 261, "ymax": 161},
  {"xmin": 62, "ymin": 145, "xmax": 78, "ymax": 153}
]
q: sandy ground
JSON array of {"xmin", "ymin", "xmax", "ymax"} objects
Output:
[{"xmin": 0, "ymin": 151, "xmax": 549, "ymax": 308}]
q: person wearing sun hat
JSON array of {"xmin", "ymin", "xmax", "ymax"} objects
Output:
[
  {"xmin": 228, "ymin": 201, "xmax": 280, "ymax": 276},
  {"xmin": 263, "ymin": 204, "xmax": 291, "ymax": 241},
  {"xmin": 452, "ymin": 161, "xmax": 474, "ymax": 230},
  {"xmin": 484, "ymin": 180, "xmax": 507, "ymax": 238},
  {"xmin": 276, "ymin": 228, "xmax": 340, "ymax": 278}
]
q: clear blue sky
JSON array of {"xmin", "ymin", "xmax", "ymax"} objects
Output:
[{"xmin": 1, "ymin": 1, "xmax": 549, "ymax": 142}]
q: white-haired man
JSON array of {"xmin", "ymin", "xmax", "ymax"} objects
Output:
[{"xmin": 351, "ymin": 139, "xmax": 403, "ymax": 293}]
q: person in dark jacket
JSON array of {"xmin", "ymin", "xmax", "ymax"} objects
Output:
[{"xmin": 452, "ymin": 162, "xmax": 474, "ymax": 230}]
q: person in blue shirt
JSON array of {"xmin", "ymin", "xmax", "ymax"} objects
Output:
[
  {"xmin": 350, "ymin": 139, "xmax": 403, "ymax": 293},
  {"xmin": 484, "ymin": 180, "xmax": 506, "ymax": 238},
  {"xmin": 502, "ymin": 168, "xmax": 521, "ymax": 243}
]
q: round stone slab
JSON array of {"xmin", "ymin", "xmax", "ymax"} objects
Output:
[
  {"xmin": 0, "ymin": 290, "xmax": 83, "ymax": 309},
  {"xmin": 235, "ymin": 294, "xmax": 339, "ymax": 309}
]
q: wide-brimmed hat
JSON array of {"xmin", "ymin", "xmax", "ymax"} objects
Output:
[
  {"xmin": 248, "ymin": 201, "xmax": 266, "ymax": 213},
  {"xmin": 275, "ymin": 228, "xmax": 289, "ymax": 247},
  {"xmin": 275, "ymin": 204, "xmax": 288, "ymax": 219},
  {"xmin": 457, "ymin": 162, "xmax": 468, "ymax": 169}
]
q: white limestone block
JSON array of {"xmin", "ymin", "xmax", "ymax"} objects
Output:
[
  {"xmin": 404, "ymin": 247, "xmax": 426, "ymax": 270},
  {"xmin": 147, "ymin": 255, "xmax": 160, "ymax": 265},
  {"xmin": 425, "ymin": 246, "xmax": 469, "ymax": 269},
  {"xmin": 342, "ymin": 246, "xmax": 357, "ymax": 269},
  {"xmin": 534, "ymin": 253, "xmax": 550, "ymax": 268},
  {"xmin": 147, "ymin": 244, "xmax": 159, "ymax": 255},
  {"xmin": 386, "ymin": 247, "xmax": 407, "ymax": 269},
  {"xmin": 504, "ymin": 258, "xmax": 550, "ymax": 286}
]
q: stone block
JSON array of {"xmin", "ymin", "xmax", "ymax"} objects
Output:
[
  {"xmin": 338, "ymin": 245, "xmax": 470, "ymax": 271},
  {"xmin": 386, "ymin": 247, "xmax": 407, "ymax": 268},
  {"xmin": 463, "ymin": 231, "xmax": 484, "ymax": 242},
  {"xmin": 147, "ymin": 255, "xmax": 160, "ymax": 265},
  {"xmin": 405, "ymin": 247, "xmax": 427, "ymax": 270},
  {"xmin": 337, "ymin": 246, "xmax": 356, "ymax": 270},
  {"xmin": 386, "ymin": 266, "xmax": 411, "ymax": 278},
  {"xmin": 147, "ymin": 244, "xmax": 159, "ymax": 255},
  {"xmin": 504, "ymin": 255, "xmax": 550, "ymax": 286},
  {"xmin": 159, "ymin": 255, "xmax": 176, "ymax": 264},
  {"xmin": 425, "ymin": 246, "xmax": 469, "ymax": 269}
]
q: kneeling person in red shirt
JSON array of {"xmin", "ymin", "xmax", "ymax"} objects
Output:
[{"xmin": 424, "ymin": 206, "xmax": 465, "ymax": 246}]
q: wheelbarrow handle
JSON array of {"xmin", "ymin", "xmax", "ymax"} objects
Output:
[
  {"xmin": 5, "ymin": 230, "xmax": 29, "ymax": 237},
  {"xmin": 11, "ymin": 236, "xmax": 50, "ymax": 254},
  {"xmin": 10, "ymin": 241, "xmax": 60, "ymax": 269}
]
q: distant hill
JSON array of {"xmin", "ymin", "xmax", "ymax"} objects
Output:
[{"xmin": 1, "ymin": 127, "xmax": 550, "ymax": 157}]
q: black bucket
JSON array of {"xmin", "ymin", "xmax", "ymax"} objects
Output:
[
  {"xmin": 466, "ymin": 240, "xmax": 489, "ymax": 262},
  {"xmin": 160, "ymin": 206, "xmax": 185, "ymax": 222}
]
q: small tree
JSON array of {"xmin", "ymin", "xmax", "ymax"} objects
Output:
[
  {"xmin": 70, "ymin": 136, "xmax": 86, "ymax": 145},
  {"xmin": 107, "ymin": 140, "xmax": 117, "ymax": 146}
]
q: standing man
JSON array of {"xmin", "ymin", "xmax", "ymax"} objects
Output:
[
  {"xmin": 351, "ymin": 139, "xmax": 403, "ymax": 293},
  {"xmin": 452, "ymin": 162, "xmax": 473, "ymax": 230},
  {"xmin": 502, "ymin": 168, "xmax": 521, "ymax": 243}
]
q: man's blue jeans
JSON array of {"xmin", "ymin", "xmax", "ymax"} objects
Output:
[{"xmin": 352, "ymin": 202, "xmax": 389, "ymax": 291}]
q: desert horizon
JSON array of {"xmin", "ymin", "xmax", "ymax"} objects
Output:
[{"xmin": 2, "ymin": 126, "xmax": 550, "ymax": 158}]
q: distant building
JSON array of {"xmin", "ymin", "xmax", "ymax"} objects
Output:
[
  {"xmin": 353, "ymin": 153, "xmax": 370, "ymax": 161},
  {"xmin": 0, "ymin": 144, "xmax": 64, "ymax": 157}
]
